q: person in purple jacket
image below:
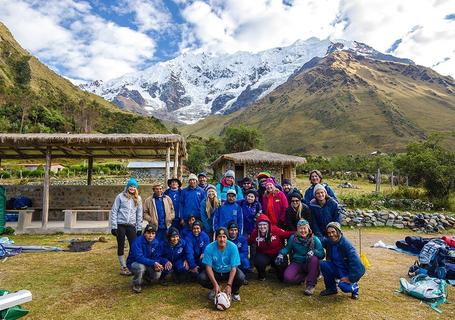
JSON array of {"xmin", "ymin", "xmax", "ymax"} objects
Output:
[{"xmin": 238, "ymin": 189, "xmax": 262, "ymax": 237}]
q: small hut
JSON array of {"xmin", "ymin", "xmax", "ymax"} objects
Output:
[{"xmin": 211, "ymin": 149, "xmax": 306, "ymax": 183}]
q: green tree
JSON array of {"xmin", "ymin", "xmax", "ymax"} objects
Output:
[
  {"xmin": 223, "ymin": 125, "xmax": 263, "ymax": 152},
  {"xmin": 186, "ymin": 141, "xmax": 207, "ymax": 173}
]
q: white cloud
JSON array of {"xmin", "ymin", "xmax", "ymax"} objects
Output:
[
  {"xmin": 0, "ymin": 0, "xmax": 156, "ymax": 81},
  {"xmin": 114, "ymin": 0, "xmax": 172, "ymax": 32}
]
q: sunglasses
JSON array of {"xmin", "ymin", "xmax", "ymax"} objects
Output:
[{"xmin": 291, "ymin": 200, "xmax": 300, "ymax": 203}]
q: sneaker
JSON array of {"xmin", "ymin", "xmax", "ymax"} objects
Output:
[
  {"xmin": 351, "ymin": 283, "xmax": 359, "ymax": 300},
  {"xmin": 232, "ymin": 294, "xmax": 241, "ymax": 302},
  {"xmin": 257, "ymin": 273, "xmax": 266, "ymax": 281},
  {"xmin": 208, "ymin": 290, "xmax": 216, "ymax": 301},
  {"xmin": 120, "ymin": 267, "xmax": 132, "ymax": 276},
  {"xmin": 319, "ymin": 289, "xmax": 338, "ymax": 296},
  {"xmin": 351, "ymin": 292, "xmax": 359, "ymax": 300},
  {"xmin": 243, "ymin": 279, "xmax": 249, "ymax": 285},
  {"xmin": 132, "ymin": 284, "xmax": 141, "ymax": 293},
  {"xmin": 304, "ymin": 285, "xmax": 315, "ymax": 296},
  {"xmin": 160, "ymin": 278, "xmax": 168, "ymax": 286}
]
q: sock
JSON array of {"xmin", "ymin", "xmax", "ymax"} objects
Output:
[{"xmin": 118, "ymin": 255, "xmax": 125, "ymax": 268}]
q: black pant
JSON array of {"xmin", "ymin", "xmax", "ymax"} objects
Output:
[
  {"xmin": 254, "ymin": 252, "xmax": 288, "ymax": 281},
  {"xmin": 198, "ymin": 268, "xmax": 245, "ymax": 295},
  {"xmin": 116, "ymin": 224, "xmax": 137, "ymax": 256}
]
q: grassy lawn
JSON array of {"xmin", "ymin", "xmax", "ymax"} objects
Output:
[{"xmin": 1, "ymin": 230, "xmax": 454, "ymax": 319}]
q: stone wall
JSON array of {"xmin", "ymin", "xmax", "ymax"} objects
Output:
[{"xmin": 4, "ymin": 185, "xmax": 156, "ymax": 221}]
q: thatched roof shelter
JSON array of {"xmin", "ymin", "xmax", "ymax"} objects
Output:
[
  {"xmin": 211, "ymin": 149, "xmax": 306, "ymax": 184},
  {"xmin": 0, "ymin": 133, "xmax": 186, "ymax": 159},
  {"xmin": 211, "ymin": 149, "xmax": 306, "ymax": 167}
]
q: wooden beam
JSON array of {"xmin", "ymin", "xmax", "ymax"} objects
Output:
[
  {"xmin": 165, "ymin": 147, "xmax": 171, "ymax": 185},
  {"xmin": 87, "ymin": 156, "xmax": 94, "ymax": 186},
  {"xmin": 173, "ymin": 143, "xmax": 179, "ymax": 178},
  {"xmin": 42, "ymin": 147, "xmax": 51, "ymax": 229},
  {"xmin": 178, "ymin": 156, "xmax": 183, "ymax": 181}
]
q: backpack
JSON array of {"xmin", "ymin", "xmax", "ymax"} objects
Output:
[
  {"xmin": 419, "ymin": 239, "xmax": 446, "ymax": 268},
  {"xmin": 399, "ymin": 274, "xmax": 448, "ymax": 313}
]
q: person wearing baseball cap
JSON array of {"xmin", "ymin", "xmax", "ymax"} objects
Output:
[
  {"xmin": 213, "ymin": 189, "xmax": 243, "ymax": 235},
  {"xmin": 320, "ymin": 222, "xmax": 365, "ymax": 300},
  {"xmin": 215, "ymin": 170, "xmax": 244, "ymax": 203}
]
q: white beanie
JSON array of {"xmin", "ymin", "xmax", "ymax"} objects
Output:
[
  {"xmin": 224, "ymin": 170, "xmax": 235, "ymax": 178},
  {"xmin": 188, "ymin": 173, "xmax": 198, "ymax": 181},
  {"xmin": 313, "ymin": 184, "xmax": 326, "ymax": 197}
]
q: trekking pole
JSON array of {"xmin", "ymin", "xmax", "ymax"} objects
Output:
[{"xmin": 359, "ymin": 227, "xmax": 370, "ymax": 268}]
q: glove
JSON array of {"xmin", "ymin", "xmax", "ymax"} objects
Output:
[
  {"xmin": 307, "ymin": 250, "xmax": 314, "ymax": 258},
  {"xmin": 136, "ymin": 230, "xmax": 142, "ymax": 237},
  {"xmin": 111, "ymin": 229, "xmax": 117, "ymax": 237},
  {"xmin": 275, "ymin": 254, "xmax": 284, "ymax": 265}
]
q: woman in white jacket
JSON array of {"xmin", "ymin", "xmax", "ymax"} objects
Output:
[{"xmin": 110, "ymin": 177, "xmax": 143, "ymax": 275}]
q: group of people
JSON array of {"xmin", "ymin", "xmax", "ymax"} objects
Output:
[{"xmin": 110, "ymin": 169, "xmax": 365, "ymax": 303}]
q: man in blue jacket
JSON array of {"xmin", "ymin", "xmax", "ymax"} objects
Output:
[
  {"xmin": 126, "ymin": 224, "xmax": 167, "ymax": 293},
  {"xmin": 320, "ymin": 222, "xmax": 365, "ymax": 299},
  {"xmin": 213, "ymin": 189, "xmax": 243, "ymax": 234},
  {"xmin": 227, "ymin": 221, "xmax": 251, "ymax": 277},
  {"xmin": 162, "ymin": 227, "xmax": 198, "ymax": 283},
  {"xmin": 164, "ymin": 178, "xmax": 182, "ymax": 228},
  {"xmin": 179, "ymin": 173, "xmax": 205, "ymax": 225},
  {"xmin": 185, "ymin": 220, "xmax": 210, "ymax": 269}
]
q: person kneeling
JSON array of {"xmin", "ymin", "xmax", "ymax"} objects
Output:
[
  {"xmin": 126, "ymin": 224, "xmax": 166, "ymax": 293},
  {"xmin": 198, "ymin": 227, "xmax": 245, "ymax": 303},
  {"xmin": 320, "ymin": 222, "xmax": 365, "ymax": 299},
  {"xmin": 279, "ymin": 219, "xmax": 324, "ymax": 295}
]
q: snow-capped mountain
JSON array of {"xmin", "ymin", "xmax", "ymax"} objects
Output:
[{"xmin": 80, "ymin": 38, "xmax": 414, "ymax": 124}]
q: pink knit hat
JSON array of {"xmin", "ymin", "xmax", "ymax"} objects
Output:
[{"xmin": 264, "ymin": 178, "xmax": 275, "ymax": 186}]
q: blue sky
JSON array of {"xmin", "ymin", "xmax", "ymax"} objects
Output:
[{"xmin": 0, "ymin": 0, "xmax": 453, "ymax": 82}]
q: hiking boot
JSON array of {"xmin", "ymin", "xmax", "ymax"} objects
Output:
[
  {"xmin": 208, "ymin": 290, "xmax": 216, "ymax": 301},
  {"xmin": 304, "ymin": 285, "xmax": 315, "ymax": 296},
  {"xmin": 243, "ymin": 279, "xmax": 249, "ymax": 285},
  {"xmin": 232, "ymin": 294, "xmax": 241, "ymax": 302},
  {"xmin": 320, "ymin": 289, "xmax": 338, "ymax": 296},
  {"xmin": 257, "ymin": 272, "xmax": 266, "ymax": 281},
  {"xmin": 120, "ymin": 267, "xmax": 132, "ymax": 276},
  {"xmin": 132, "ymin": 284, "xmax": 142, "ymax": 293},
  {"xmin": 160, "ymin": 278, "xmax": 168, "ymax": 286}
]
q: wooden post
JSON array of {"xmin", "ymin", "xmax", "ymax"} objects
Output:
[
  {"xmin": 87, "ymin": 156, "xmax": 94, "ymax": 186},
  {"xmin": 375, "ymin": 168, "xmax": 381, "ymax": 193},
  {"xmin": 178, "ymin": 156, "xmax": 183, "ymax": 181},
  {"xmin": 42, "ymin": 147, "xmax": 51, "ymax": 229},
  {"xmin": 173, "ymin": 143, "xmax": 179, "ymax": 178},
  {"xmin": 165, "ymin": 146, "xmax": 171, "ymax": 185},
  {"xmin": 390, "ymin": 171, "xmax": 394, "ymax": 188}
]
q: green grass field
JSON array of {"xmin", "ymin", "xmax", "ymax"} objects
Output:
[{"xmin": 1, "ymin": 230, "xmax": 454, "ymax": 319}]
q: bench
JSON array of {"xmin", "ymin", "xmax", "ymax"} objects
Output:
[
  {"xmin": 8, "ymin": 210, "xmax": 36, "ymax": 233},
  {"xmin": 0, "ymin": 289, "xmax": 32, "ymax": 312},
  {"xmin": 63, "ymin": 209, "xmax": 111, "ymax": 231}
]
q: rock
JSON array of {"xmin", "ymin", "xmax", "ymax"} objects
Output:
[
  {"xmin": 374, "ymin": 222, "xmax": 385, "ymax": 227},
  {"xmin": 386, "ymin": 220, "xmax": 394, "ymax": 227},
  {"xmin": 388, "ymin": 214, "xmax": 395, "ymax": 220},
  {"xmin": 394, "ymin": 224, "xmax": 404, "ymax": 229}
]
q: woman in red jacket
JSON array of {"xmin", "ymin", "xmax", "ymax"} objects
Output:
[
  {"xmin": 262, "ymin": 178, "xmax": 289, "ymax": 228},
  {"xmin": 249, "ymin": 214, "xmax": 294, "ymax": 281}
]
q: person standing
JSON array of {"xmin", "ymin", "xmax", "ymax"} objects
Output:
[
  {"xmin": 282, "ymin": 179, "xmax": 303, "ymax": 204},
  {"xmin": 303, "ymin": 170, "xmax": 337, "ymax": 205},
  {"xmin": 143, "ymin": 183, "xmax": 175, "ymax": 242},
  {"xmin": 198, "ymin": 172, "xmax": 209, "ymax": 191},
  {"xmin": 110, "ymin": 177, "xmax": 143, "ymax": 276},
  {"xmin": 179, "ymin": 173, "xmax": 205, "ymax": 224},
  {"xmin": 216, "ymin": 170, "xmax": 243, "ymax": 203},
  {"xmin": 126, "ymin": 224, "xmax": 166, "ymax": 293},
  {"xmin": 197, "ymin": 227, "xmax": 245, "ymax": 302},
  {"xmin": 262, "ymin": 178, "xmax": 288, "ymax": 228},
  {"xmin": 283, "ymin": 192, "xmax": 310, "ymax": 231},
  {"xmin": 320, "ymin": 222, "xmax": 365, "ymax": 299},
  {"xmin": 200, "ymin": 185, "xmax": 220, "ymax": 238},
  {"xmin": 238, "ymin": 189, "xmax": 262, "ymax": 237},
  {"xmin": 164, "ymin": 178, "xmax": 182, "ymax": 228}
]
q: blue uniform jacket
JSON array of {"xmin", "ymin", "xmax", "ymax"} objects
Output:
[
  {"xmin": 303, "ymin": 183, "xmax": 337, "ymax": 205},
  {"xmin": 179, "ymin": 186, "xmax": 205, "ymax": 221},
  {"xmin": 164, "ymin": 188, "xmax": 181, "ymax": 221},
  {"xmin": 185, "ymin": 231, "xmax": 210, "ymax": 264},
  {"xmin": 309, "ymin": 197, "xmax": 342, "ymax": 239},
  {"xmin": 126, "ymin": 235, "xmax": 166, "ymax": 269},
  {"xmin": 238, "ymin": 199, "xmax": 261, "ymax": 235},
  {"xmin": 229, "ymin": 235, "xmax": 250, "ymax": 270},
  {"xmin": 213, "ymin": 202, "xmax": 243, "ymax": 234},
  {"xmin": 325, "ymin": 235, "xmax": 365, "ymax": 283},
  {"xmin": 162, "ymin": 238, "xmax": 197, "ymax": 270}
]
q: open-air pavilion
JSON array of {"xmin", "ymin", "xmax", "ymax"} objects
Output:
[{"xmin": 0, "ymin": 133, "xmax": 187, "ymax": 233}]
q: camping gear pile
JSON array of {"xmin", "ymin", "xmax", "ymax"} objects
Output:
[{"xmin": 397, "ymin": 235, "xmax": 454, "ymax": 313}]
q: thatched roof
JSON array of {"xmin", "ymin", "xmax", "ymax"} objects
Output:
[
  {"xmin": 211, "ymin": 149, "xmax": 306, "ymax": 167},
  {"xmin": 0, "ymin": 134, "xmax": 186, "ymax": 159}
]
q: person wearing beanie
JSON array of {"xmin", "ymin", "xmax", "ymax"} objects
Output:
[
  {"xmin": 282, "ymin": 178, "xmax": 303, "ymax": 204},
  {"xmin": 126, "ymin": 224, "xmax": 167, "ymax": 293},
  {"xmin": 110, "ymin": 177, "xmax": 143, "ymax": 276},
  {"xmin": 143, "ymin": 184, "xmax": 175, "ymax": 242},
  {"xmin": 161, "ymin": 227, "xmax": 198, "ymax": 283},
  {"xmin": 248, "ymin": 214, "xmax": 294, "ymax": 281},
  {"xmin": 320, "ymin": 222, "xmax": 365, "ymax": 299},
  {"xmin": 215, "ymin": 170, "xmax": 244, "ymax": 203},
  {"xmin": 164, "ymin": 178, "xmax": 182, "ymax": 228},
  {"xmin": 309, "ymin": 185, "xmax": 342, "ymax": 243},
  {"xmin": 185, "ymin": 220, "xmax": 210, "ymax": 270},
  {"xmin": 198, "ymin": 227, "xmax": 245, "ymax": 302},
  {"xmin": 238, "ymin": 189, "xmax": 262, "ymax": 237},
  {"xmin": 213, "ymin": 189, "xmax": 243, "ymax": 235},
  {"xmin": 283, "ymin": 192, "xmax": 310, "ymax": 231},
  {"xmin": 303, "ymin": 170, "xmax": 337, "ymax": 205},
  {"xmin": 257, "ymin": 172, "xmax": 283, "ymax": 204},
  {"xmin": 200, "ymin": 184, "xmax": 220, "ymax": 239},
  {"xmin": 179, "ymin": 174, "xmax": 205, "ymax": 226},
  {"xmin": 262, "ymin": 178, "xmax": 289, "ymax": 227},
  {"xmin": 227, "ymin": 221, "xmax": 251, "ymax": 277},
  {"xmin": 240, "ymin": 177, "xmax": 256, "ymax": 195},
  {"xmin": 197, "ymin": 172, "xmax": 209, "ymax": 191},
  {"xmin": 279, "ymin": 219, "xmax": 325, "ymax": 295}
]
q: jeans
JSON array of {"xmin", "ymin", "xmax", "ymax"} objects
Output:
[
  {"xmin": 197, "ymin": 268, "xmax": 245, "ymax": 295},
  {"xmin": 130, "ymin": 262, "xmax": 161, "ymax": 285},
  {"xmin": 283, "ymin": 256, "xmax": 320, "ymax": 286}
]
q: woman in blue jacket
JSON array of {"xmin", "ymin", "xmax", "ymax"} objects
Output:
[
  {"xmin": 309, "ymin": 184, "xmax": 342, "ymax": 243},
  {"xmin": 303, "ymin": 170, "xmax": 337, "ymax": 205},
  {"xmin": 320, "ymin": 222, "xmax": 365, "ymax": 299}
]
